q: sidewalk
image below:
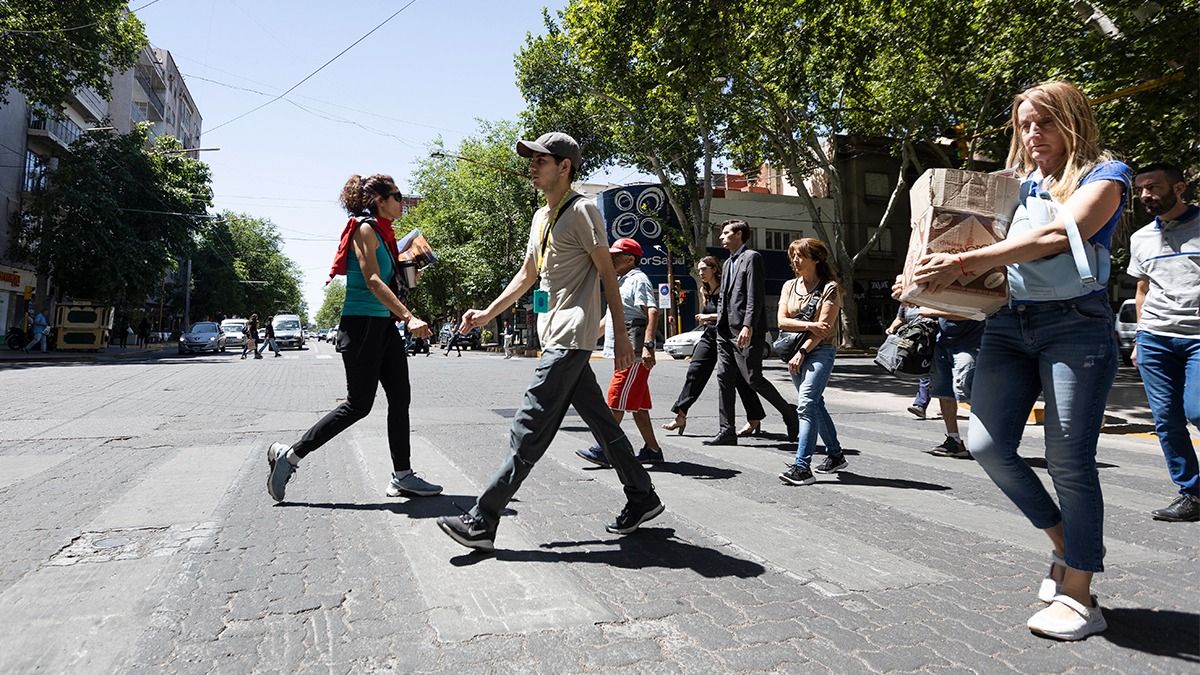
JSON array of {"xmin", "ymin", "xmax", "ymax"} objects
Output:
[{"xmin": 0, "ymin": 344, "xmax": 170, "ymax": 365}]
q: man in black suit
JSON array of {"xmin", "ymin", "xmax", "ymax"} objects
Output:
[{"xmin": 705, "ymin": 220, "xmax": 799, "ymax": 445}]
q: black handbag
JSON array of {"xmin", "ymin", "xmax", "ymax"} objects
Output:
[{"xmin": 773, "ymin": 280, "xmax": 827, "ymax": 362}]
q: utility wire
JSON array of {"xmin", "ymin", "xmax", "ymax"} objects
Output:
[
  {"xmin": 1, "ymin": 0, "xmax": 165, "ymax": 35},
  {"xmin": 204, "ymin": 0, "xmax": 420, "ymax": 135}
]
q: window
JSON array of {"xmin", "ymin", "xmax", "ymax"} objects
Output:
[
  {"xmin": 132, "ymin": 101, "xmax": 149, "ymax": 122},
  {"xmin": 763, "ymin": 229, "xmax": 797, "ymax": 251},
  {"xmin": 23, "ymin": 151, "xmax": 47, "ymax": 192},
  {"xmin": 864, "ymin": 171, "xmax": 892, "ymax": 199},
  {"xmin": 865, "ymin": 226, "xmax": 894, "ymax": 255}
]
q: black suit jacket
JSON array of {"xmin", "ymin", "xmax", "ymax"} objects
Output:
[{"xmin": 718, "ymin": 245, "xmax": 767, "ymax": 340}]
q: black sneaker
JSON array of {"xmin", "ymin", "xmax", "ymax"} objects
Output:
[
  {"xmin": 605, "ymin": 497, "xmax": 665, "ymax": 534},
  {"xmin": 779, "ymin": 464, "xmax": 815, "ymax": 486},
  {"xmin": 1151, "ymin": 494, "xmax": 1200, "ymax": 522},
  {"xmin": 813, "ymin": 455, "xmax": 847, "ymax": 474},
  {"xmin": 635, "ymin": 447, "xmax": 664, "ymax": 464},
  {"xmin": 437, "ymin": 513, "xmax": 496, "ymax": 550},
  {"xmin": 929, "ymin": 436, "xmax": 970, "ymax": 458}
]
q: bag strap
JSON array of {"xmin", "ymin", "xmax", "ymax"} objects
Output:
[
  {"xmin": 537, "ymin": 193, "xmax": 584, "ymax": 276},
  {"xmin": 793, "ymin": 280, "xmax": 829, "ymax": 322},
  {"xmin": 1030, "ymin": 192, "xmax": 1096, "ymax": 285}
]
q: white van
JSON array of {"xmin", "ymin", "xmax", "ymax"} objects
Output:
[
  {"xmin": 220, "ymin": 318, "xmax": 248, "ymax": 348},
  {"xmin": 1115, "ymin": 299, "xmax": 1137, "ymax": 366},
  {"xmin": 272, "ymin": 314, "xmax": 305, "ymax": 350}
]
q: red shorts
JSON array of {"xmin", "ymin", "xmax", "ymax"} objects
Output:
[{"xmin": 607, "ymin": 361, "xmax": 652, "ymax": 411}]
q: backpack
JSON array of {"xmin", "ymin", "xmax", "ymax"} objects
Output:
[{"xmin": 874, "ymin": 318, "xmax": 937, "ymax": 378}]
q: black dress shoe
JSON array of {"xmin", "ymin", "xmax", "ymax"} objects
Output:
[
  {"xmin": 1151, "ymin": 494, "xmax": 1200, "ymax": 522},
  {"xmin": 702, "ymin": 432, "xmax": 738, "ymax": 446},
  {"xmin": 784, "ymin": 411, "xmax": 800, "ymax": 443}
]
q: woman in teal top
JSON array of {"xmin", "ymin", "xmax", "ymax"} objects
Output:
[{"xmin": 265, "ymin": 173, "xmax": 441, "ymax": 503}]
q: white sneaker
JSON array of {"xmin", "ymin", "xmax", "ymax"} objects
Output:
[
  {"xmin": 1027, "ymin": 594, "xmax": 1106, "ymax": 641},
  {"xmin": 1037, "ymin": 550, "xmax": 1067, "ymax": 603}
]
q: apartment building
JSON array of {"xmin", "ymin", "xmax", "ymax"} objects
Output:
[{"xmin": 0, "ymin": 45, "xmax": 201, "ymax": 335}]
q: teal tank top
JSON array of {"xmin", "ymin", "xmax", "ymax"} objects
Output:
[{"xmin": 343, "ymin": 228, "xmax": 393, "ymax": 317}]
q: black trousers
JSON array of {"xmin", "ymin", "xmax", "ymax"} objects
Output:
[
  {"xmin": 293, "ymin": 315, "xmax": 412, "ymax": 472},
  {"xmin": 671, "ymin": 327, "xmax": 765, "ymax": 419},
  {"xmin": 715, "ymin": 332, "xmax": 794, "ymax": 435}
]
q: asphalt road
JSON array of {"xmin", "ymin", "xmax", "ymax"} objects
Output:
[{"xmin": 0, "ymin": 341, "xmax": 1195, "ymax": 672}]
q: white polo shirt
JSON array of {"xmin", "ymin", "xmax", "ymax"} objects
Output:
[{"xmin": 1127, "ymin": 204, "xmax": 1200, "ymax": 338}]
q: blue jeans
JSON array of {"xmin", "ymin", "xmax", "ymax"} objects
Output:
[
  {"xmin": 789, "ymin": 344, "xmax": 841, "ymax": 469},
  {"xmin": 968, "ymin": 295, "xmax": 1116, "ymax": 573},
  {"xmin": 1135, "ymin": 331, "xmax": 1200, "ymax": 497},
  {"xmin": 912, "ymin": 377, "xmax": 931, "ymax": 409}
]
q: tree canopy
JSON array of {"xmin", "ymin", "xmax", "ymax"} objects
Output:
[
  {"xmin": 314, "ymin": 278, "xmax": 345, "ymax": 329},
  {"xmin": 403, "ymin": 119, "xmax": 538, "ymax": 323},
  {"xmin": 0, "ymin": 0, "xmax": 147, "ymax": 110},
  {"xmin": 188, "ymin": 212, "xmax": 305, "ymax": 322},
  {"xmin": 15, "ymin": 125, "xmax": 212, "ymax": 306}
]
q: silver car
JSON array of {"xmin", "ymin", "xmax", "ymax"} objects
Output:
[
  {"xmin": 664, "ymin": 328, "xmax": 705, "ymax": 359},
  {"xmin": 221, "ymin": 319, "xmax": 247, "ymax": 348},
  {"xmin": 178, "ymin": 321, "xmax": 227, "ymax": 354}
]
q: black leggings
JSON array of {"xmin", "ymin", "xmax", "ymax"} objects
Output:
[
  {"xmin": 671, "ymin": 327, "xmax": 765, "ymax": 419},
  {"xmin": 292, "ymin": 315, "xmax": 412, "ymax": 472}
]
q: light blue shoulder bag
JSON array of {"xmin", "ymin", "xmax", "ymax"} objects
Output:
[{"xmin": 1006, "ymin": 179, "xmax": 1109, "ymax": 302}]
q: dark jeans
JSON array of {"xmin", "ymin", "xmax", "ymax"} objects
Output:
[
  {"xmin": 715, "ymin": 333, "xmax": 795, "ymax": 435},
  {"xmin": 293, "ymin": 315, "xmax": 412, "ymax": 472},
  {"xmin": 472, "ymin": 349, "xmax": 656, "ymax": 529},
  {"xmin": 671, "ymin": 327, "xmax": 764, "ymax": 419}
]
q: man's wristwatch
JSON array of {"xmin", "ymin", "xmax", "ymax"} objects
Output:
[{"xmin": 643, "ymin": 341, "xmax": 656, "ymax": 350}]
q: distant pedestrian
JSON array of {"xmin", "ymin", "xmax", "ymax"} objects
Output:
[
  {"xmin": 575, "ymin": 237, "xmax": 666, "ymax": 466},
  {"xmin": 662, "ymin": 256, "xmax": 763, "ymax": 436},
  {"xmin": 257, "ymin": 315, "xmax": 282, "ymax": 357},
  {"xmin": 22, "ymin": 308, "xmax": 48, "ymax": 353},
  {"xmin": 1127, "ymin": 161, "xmax": 1199, "ymax": 523},
  {"xmin": 443, "ymin": 328, "xmax": 463, "ymax": 357},
  {"xmin": 502, "ymin": 320, "xmax": 515, "ymax": 358},
  {"xmin": 777, "ymin": 238, "xmax": 846, "ymax": 486},
  {"xmin": 437, "ymin": 131, "xmax": 662, "ymax": 551},
  {"xmin": 116, "ymin": 315, "xmax": 130, "ymax": 348},
  {"xmin": 266, "ymin": 173, "xmax": 441, "ymax": 503},
  {"xmin": 885, "ymin": 302, "xmax": 933, "ymax": 418},
  {"xmin": 908, "ymin": 81, "xmax": 1130, "ymax": 640},
  {"xmin": 241, "ymin": 314, "xmax": 261, "ymax": 360},
  {"xmin": 137, "ymin": 317, "xmax": 149, "ymax": 348}
]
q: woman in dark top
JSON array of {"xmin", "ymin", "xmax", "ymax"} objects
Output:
[
  {"xmin": 241, "ymin": 314, "xmax": 260, "ymax": 360},
  {"xmin": 662, "ymin": 256, "xmax": 765, "ymax": 435},
  {"xmin": 265, "ymin": 174, "xmax": 441, "ymax": 503}
]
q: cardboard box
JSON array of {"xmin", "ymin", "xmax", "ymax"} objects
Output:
[{"xmin": 900, "ymin": 169, "xmax": 1020, "ymax": 319}]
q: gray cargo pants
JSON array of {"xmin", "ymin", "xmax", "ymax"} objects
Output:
[{"xmin": 472, "ymin": 348, "xmax": 657, "ymax": 529}]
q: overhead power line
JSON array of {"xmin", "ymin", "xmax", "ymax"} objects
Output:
[{"xmin": 204, "ymin": 0, "xmax": 421, "ymax": 135}]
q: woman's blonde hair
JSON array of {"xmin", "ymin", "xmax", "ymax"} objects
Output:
[{"xmin": 1006, "ymin": 80, "xmax": 1113, "ymax": 203}]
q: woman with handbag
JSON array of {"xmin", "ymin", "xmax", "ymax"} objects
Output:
[
  {"xmin": 264, "ymin": 173, "xmax": 442, "ymax": 503},
  {"xmin": 777, "ymin": 238, "xmax": 845, "ymax": 486},
  {"xmin": 662, "ymin": 256, "xmax": 765, "ymax": 435},
  {"xmin": 909, "ymin": 81, "xmax": 1130, "ymax": 640}
]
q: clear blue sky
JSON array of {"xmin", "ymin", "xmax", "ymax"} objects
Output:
[{"xmin": 136, "ymin": 0, "xmax": 566, "ymax": 320}]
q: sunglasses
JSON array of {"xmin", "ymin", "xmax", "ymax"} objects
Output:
[{"xmin": 388, "ymin": 191, "xmax": 404, "ymax": 202}]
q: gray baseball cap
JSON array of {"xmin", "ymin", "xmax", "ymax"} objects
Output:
[{"xmin": 516, "ymin": 132, "xmax": 582, "ymax": 170}]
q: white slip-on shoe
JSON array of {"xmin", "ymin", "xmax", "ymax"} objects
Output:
[
  {"xmin": 1027, "ymin": 594, "xmax": 1107, "ymax": 641},
  {"xmin": 1037, "ymin": 550, "xmax": 1068, "ymax": 603}
]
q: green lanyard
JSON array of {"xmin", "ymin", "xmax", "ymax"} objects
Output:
[{"xmin": 537, "ymin": 193, "xmax": 583, "ymax": 276}]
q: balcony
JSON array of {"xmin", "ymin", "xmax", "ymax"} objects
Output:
[
  {"xmin": 28, "ymin": 111, "xmax": 82, "ymax": 149},
  {"xmin": 66, "ymin": 86, "xmax": 108, "ymax": 123},
  {"xmin": 134, "ymin": 72, "xmax": 165, "ymax": 121}
]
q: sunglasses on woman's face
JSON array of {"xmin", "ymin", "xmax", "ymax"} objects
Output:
[{"xmin": 388, "ymin": 191, "xmax": 404, "ymax": 202}]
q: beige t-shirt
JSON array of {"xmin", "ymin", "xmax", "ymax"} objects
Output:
[
  {"xmin": 780, "ymin": 278, "xmax": 842, "ymax": 347},
  {"xmin": 525, "ymin": 192, "xmax": 605, "ymax": 351}
]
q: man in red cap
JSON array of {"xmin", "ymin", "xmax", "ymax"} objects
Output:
[
  {"xmin": 438, "ymin": 133, "xmax": 663, "ymax": 551},
  {"xmin": 577, "ymin": 237, "xmax": 666, "ymax": 467}
]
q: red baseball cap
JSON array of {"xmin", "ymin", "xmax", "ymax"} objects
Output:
[{"xmin": 608, "ymin": 238, "xmax": 643, "ymax": 256}]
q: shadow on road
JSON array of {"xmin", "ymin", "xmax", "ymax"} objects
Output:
[
  {"xmin": 275, "ymin": 494, "xmax": 513, "ymax": 520},
  {"xmin": 1023, "ymin": 456, "xmax": 1118, "ymax": 470},
  {"xmin": 646, "ymin": 460, "xmax": 740, "ymax": 480},
  {"xmin": 450, "ymin": 526, "xmax": 766, "ymax": 578},
  {"xmin": 1101, "ymin": 607, "xmax": 1200, "ymax": 662},
  {"xmin": 832, "ymin": 471, "xmax": 951, "ymax": 491}
]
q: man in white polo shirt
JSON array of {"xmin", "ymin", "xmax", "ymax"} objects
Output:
[{"xmin": 1127, "ymin": 162, "xmax": 1200, "ymax": 523}]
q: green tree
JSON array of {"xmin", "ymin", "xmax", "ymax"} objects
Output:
[
  {"xmin": 15, "ymin": 125, "xmax": 212, "ymax": 308},
  {"xmin": 404, "ymin": 120, "xmax": 537, "ymax": 327},
  {"xmin": 188, "ymin": 212, "xmax": 304, "ymax": 320},
  {"xmin": 314, "ymin": 278, "xmax": 345, "ymax": 329},
  {"xmin": 0, "ymin": 0, "xmax": 147, "ymax": 110}
]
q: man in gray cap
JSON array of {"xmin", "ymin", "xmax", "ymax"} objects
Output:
[{"xmin": 437, "ymin": 131, "xmax": 664, "ymax": 551}]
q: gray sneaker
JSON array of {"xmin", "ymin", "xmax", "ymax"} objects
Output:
[
  {"xmin": 386, "ymin": 472, "xmax": 443, "ymax": 497},
  {"xmin": 266, "ymin": 442, "xmax": 297, "ymax": 502}
]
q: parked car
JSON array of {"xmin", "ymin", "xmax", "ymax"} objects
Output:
[
  {"xmin": 1116, "ymin": 298, "xmax": 1137, "ymax": 365},
  {"xmin": 272, "ymin": 314, "xmax": 305, "ymax": 349},
  {"xmin": 664, "ymin": 328, "xmax": 704, "ymax": 359},
  {"xmin": 439, "ymin": 323, "xmax": 481, "ymax": 350},
  {"xmin": 220, "ymin": 318, "xmax": 247, "ymax": 348},
  {"xmin": 178, "ymin": 321, "xmax": 227, "ymax": 354}
]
